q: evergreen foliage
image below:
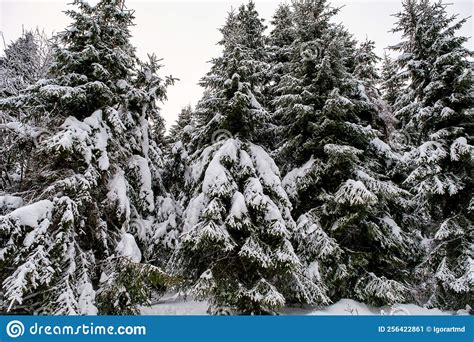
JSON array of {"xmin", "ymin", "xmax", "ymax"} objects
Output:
[
  {"xmin": 0, "ymin": 0, "xmax": 174, "ymax": 314},
  {"xmin": 172, "ymin": 2, "xmax": 327, "ymax": 314},
  {"xmin": 0, "ymin": 0, "xmax": 471, "ymax": 315},
  {"xmin": 268, "ymin": 0, "xmax": 420, "ymax": 306},
  {"xmin": 389, "ymin": 0, "xmax": 473, "ymax": 310}
]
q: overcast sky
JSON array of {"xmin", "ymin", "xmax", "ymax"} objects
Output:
[{"xmin": 1, "ymin": 0, "xmax": 472, "ymax": 130}]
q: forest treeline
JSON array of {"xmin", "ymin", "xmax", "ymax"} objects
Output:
[{"xmin": 0, "ymin": 0, "xmax": 472, "ymax": 315}]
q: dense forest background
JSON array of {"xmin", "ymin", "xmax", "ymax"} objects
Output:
[{"xmin": 0, "ymin": 0, "xmax": 472, "ymax": 315}]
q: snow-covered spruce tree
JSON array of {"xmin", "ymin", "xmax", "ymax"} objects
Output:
[
  {"xmin": 169, "ymin": 105, "xmax": 194, "ymax": 140},
  {"xmin": 270, "ymin": 0, "xmax": 420, "ymax": 306},
  {"xmin": 0, "ymin": 30, "xmax": 52, "ymax": 98},
  {"xmin": 148, "ymin": 106, "xmax": 197, "ymax": 268},
  {"xmin": 380, "ymin": 52, "xmax": 404, "ymax": 110},
  {"xmin": 172, "ymin": 2, "xmax": 327, "ymax": 314},
  {"xmin": 261, "ymin": 3, "xmax": 297, "ymax": 152},
  {"xmin": 352, "ymin": 39, "xmax": 394, "ymax": 139},
  {"xmin": 391, "ymin": 0, "xmax": 473, "ymax": 310},
  {"xmin": 0, "ymin": 0, "xmax": 174, "ymax": 314},
  {"xmin": 190, "ymin": 2, "xmax": 269, "ymax": 145},
  {"xmin": 265, "ymin": 4, "xmax": 295, "ymax": 112},
  {"xmin": 270, "ymin": 0, "xmax": 341, "ymax": 173},
  {"xmin": 0, "ymin": 31, "xmax": 52, "ymax": 194},
  {"xmin": 126, "ymin": 53, "xmax": 180, "ymax": 275},
  {"xmin": 165, "ymin": 105, "xmax": 195, "ymax": 203}
]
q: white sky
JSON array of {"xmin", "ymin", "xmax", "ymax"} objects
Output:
[{"xmin": 1, "ymin": 0, "xmax": 472, "ymax": 130}]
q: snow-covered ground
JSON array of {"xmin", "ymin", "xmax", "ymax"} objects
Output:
[
  {"xmin": 141, "ymin": 293, "xmax": 470, "ymax": 316},
  {"xmin": 141, "ymin": 293, "xmax": 209, "ymax": 315}
]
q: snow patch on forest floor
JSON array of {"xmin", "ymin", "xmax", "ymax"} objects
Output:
[{"xmin": 141, "ymin": 293, "xmax": 468, "ymax": 316}]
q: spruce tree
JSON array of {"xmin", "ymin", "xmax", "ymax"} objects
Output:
[
  {"xmin": 353, "ymin": 39, "xmax": 394, "ymax": 139},
  {"xmin": 266, "ymin": 4, "xmax": 295, "ymax": 111},
  {"xmin": 380, "ymin": 52, "xmax": 404, "ymax": 109},
  {"xmin": 379, "ymin": 52, "xmax": 406, "ymax": 150},
  {"xmin": 149, "ymin": 106, "xmax": 197, "ymax": 268},
  {"xmin": 165, "ymin": 105, "xmax": 195, "ymax": 204},
  {"xmin": 169, "ymin": 105, "xmax": 194, "ymax": 140},
  {"xmin": 391, "ymin": 0, "xmax": 473, "ymax": 310},
  {"xmin": 0, "ymin": 0, "xmax": 173, "ymax": 314},
  {"xmin": 172, "ymin": 2, "xmax": 327, "ymax": 314},
  {"xmin": 0, "ymin": 30, "xmax": 51, "ymax": 98},
  {"xmin": 270, "ymin": 0, "xmax": 420, "ymax": 306},
  {"xmin": 0, "ymin": 31, "xmax": 52, "ymax": 194},
  {"xmin": 262, "ymin": 4, "xmax": 297, "ymax": 152}
]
